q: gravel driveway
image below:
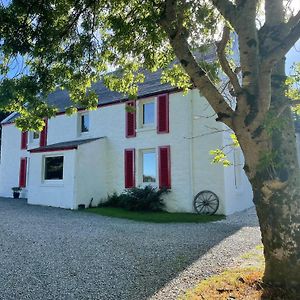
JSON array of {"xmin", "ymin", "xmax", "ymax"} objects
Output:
[{"xmin": 0, "ymin": 198, "xmax": 261, "ymax": 300}]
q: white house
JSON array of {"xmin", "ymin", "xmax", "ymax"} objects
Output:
[{"xmin": 0, "ymin": 69, "xmax": 254, "ymax": 215}]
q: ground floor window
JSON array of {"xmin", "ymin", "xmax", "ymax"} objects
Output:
[
  {"xmin": 44, "ymin": 156, "xmax": 64, "ymax": 180},
  {"xmin": 142, "ymin": 149, "xmax": 156, "ymax": 183}
]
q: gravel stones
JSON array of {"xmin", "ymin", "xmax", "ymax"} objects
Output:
[{"xmin": 0, "ymin": 198, "xmax": 260, "ymax": 300}]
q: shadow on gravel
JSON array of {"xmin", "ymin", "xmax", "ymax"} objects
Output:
[{"xmin": 0, "ymin": 197, "xmax": 259, "ymax": 300}]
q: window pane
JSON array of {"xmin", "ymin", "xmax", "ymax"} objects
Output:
[
  {"xmin": 81, "ymin": 115, "xmax": 89, "ymax": 132},
  {"xmin": 33, "ymin": 132, "xmax": 39, "ymax": 139},
  {"xmin": 143, "ymin": 152, "xmax": 156, "ymax": 182},
  {"xmin": 143, "ymin": 102, "xmax": 155, "ymax": 125},
  {"xmin": 45, "ymin": 156, "xmax": 64, "ymax": 180}
]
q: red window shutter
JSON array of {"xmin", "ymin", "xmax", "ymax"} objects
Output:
[
  {"xmin": 19, "ymin": 158, "xmax": 27, "ymax": 188},
  {"xmin": 20, "ymin": 131, "xmax": 28, "ymax": 150},
  {"xmin": 125, "ymin": 101, "xmax": 136, "ymax": 138},
  {"xmin": 124, "ymin": 149, "xmax": 135, "ymax": 188},
  {"xmin": 40, "ymin": 119, "xmax": 48, "ymax": 147},
  {"xmin": 157, "ymin": 94, "xmax": 169, "ymax": 134},
  {"xmin": 158, "ymin": 146, "xmax": 171, "ymax": 189}
]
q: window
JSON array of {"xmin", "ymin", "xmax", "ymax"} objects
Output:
[
  {"xmin": 33, "ymin": 131, "xmax": 40, "ymax": 140},
  {"xmin": 80, "ymin": 113, "xmax": 89, "ymax": 133},
  {"xmin": 142, "ymin": 102, "xmax": 155, "ymax": 126},
  {"xmin": 44, "ymin": 156, "xmax": 64, "ymax": 180},
  {"xmin": 142, "ymin": 150, "xmax": 156, "ymax": 183}
]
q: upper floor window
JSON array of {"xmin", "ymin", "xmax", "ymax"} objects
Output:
[
  {"xmin": 137, "ymin": 99, "xmax": 155, "ymax": 130},
  {"xmin": 142, "ymin": 102, "xmax": 155, "ymax": 126},
  {"xmin": 33, "ymin": 131, "xmax": 40, "ymax": 140},
  {"xmin": 80, "ymin": 113, "xmax": 89, "ymax": 133},
  {"xmin": 44, "ymin": 156, "xmax": 64, "ymax": 181}
]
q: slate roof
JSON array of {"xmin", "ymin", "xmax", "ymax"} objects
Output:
[
  {"xmin": 2, "ymin": 51, "xmax": 216, "ymax": 125},
  {"xmin": 2, "ymin": 69, "xmax": 177, "ymax": 125},
  {"xmin": 29, "ymin": 137, "xmax": 105, "ymax": 153}
]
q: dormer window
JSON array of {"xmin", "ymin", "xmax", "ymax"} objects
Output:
[{"xmin": 80, "ymin": 113, "xmax": 89, "ymax": 133}]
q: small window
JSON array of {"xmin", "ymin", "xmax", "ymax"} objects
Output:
[
  {"xmin": 142, "ymin": 150, "xmax": 156, "ymax": 183},
  {"xmin": 80, "ymin": 114, "xmax": 89, "ymax": 133},
  {"xmin": 33, "ymin": 131, "xmax": 40, "ymax": 140},
  {"xmin": 142, "ymin": 102, "xmax": 155, "ymax": 126},
  {"xmin": 44, "ymin": 156, "xmax": 64, "ymax": 180}
]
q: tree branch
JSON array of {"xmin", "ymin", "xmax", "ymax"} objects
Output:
[
  {"xmin": 265, "ymin": 21, "xmax": 300, "ymax": 65},
  {"xmin": 291, "ymin": 100, "xmax": 300, "ymax": 106},
  {"xmin": 216, "ymin": 26, "xmax": 242, "ymax": 95},
  {"xmin": 159, "ymin": 0, "xmax": 234, "ymax": 127},
  {"xmin": 234, "ymin": 0, "xmax": 259, "ymax": 95},
  {"xmin": 265, "ymin": 0, "xmax": 284, "ymax": 26},
  {"xmin": 211, "ymin": 0, "xmax": 238, "ymax": 29}
]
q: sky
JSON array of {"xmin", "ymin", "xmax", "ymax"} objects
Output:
[
  {"xmin": 286, "ymin": 0, "xmax": 300, "ymax": 73},
  {"xmin": 286, "ymin": 40, "xmax": 300, "ymax": 74}
]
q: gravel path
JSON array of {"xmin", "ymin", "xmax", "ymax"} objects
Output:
[{"xmin": 0, "ymin": 198, "xmax": 261, "ymax": 300}]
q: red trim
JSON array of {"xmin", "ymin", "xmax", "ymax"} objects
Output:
[
  {"xmin": 125, "ymin": 101, "xmax": 136, "ymax": 138},
  {"xmin": 19, "ymin": 158, "xmax": 27, "ymax": 188},
  {"xmin": 1, "ymin": 123, "xmax": 14, "ymax": 127},
  {"xmin": 29, "ymin": 146, "xmax": 78, "ymax": 153},
  {"xmin": 157, "ymin": 94, "xmax": 169, "ymax": 134},
  {"xmin": 158, "ymin": 145, "xmax": 171, "ymax": 189},
  {"xmin": 124, "ymin": 148, "xmax": 135, "ymax": 188},
  {"xmin": 21, "ymin": 131, "xmax": 28, "ymax": 150}
]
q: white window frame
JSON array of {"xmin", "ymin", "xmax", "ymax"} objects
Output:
[
  {"xmin": 29, "ymin": 131, "xmax": 40, "ymax": 145},
  {"xmin": 78, "ymin": 112, "xmax": 90, "ymax": 135},
  {"xmin": 42, "ymin": 154, "xmax": 64, "ymax": 184},
  {"xmin": 33, "ymin": 131, "xmax": 40, "ymax": 140},
  {"xmin": 139, "ymin": 148, "xmax": 157, "ymax": 186},
  {"xmin": 137, "ymin": 98, "xmax": 156, "ymax": 130}
]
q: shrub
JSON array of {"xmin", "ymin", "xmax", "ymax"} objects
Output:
[
  {"xmin": 100, "ymin": 192, "xmax": 120, "ymax": 208},
  {"xmin": 99, "ymin": 186, "xmax": 169, "ymax": 212}
]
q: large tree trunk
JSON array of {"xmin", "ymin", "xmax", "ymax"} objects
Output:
[
  {"xmin": 238, "ymin": 60, "xmax": 300, "ymax": 291},
  {"xmin": 254, "ymin": 180, "xmax": 300, "ymax": 289}
]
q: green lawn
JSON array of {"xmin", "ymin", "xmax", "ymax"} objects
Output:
[{"xmin": 85, "ymin": 207, "xmax": 225, "ymax": 223}]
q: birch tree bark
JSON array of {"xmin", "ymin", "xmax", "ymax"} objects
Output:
[{"xmin": 160, "ymin": 0, "xmax": 300, "ymax": 290}]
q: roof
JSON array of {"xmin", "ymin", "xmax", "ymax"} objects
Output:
[
  {"xmin": 29, "ymin": 137, "xmax": 105, "ymax": 153},
  {"xmin": 2, "ymin": 51, "xmax": 216, "ymax": 125},
  {"xmin": 2, "ymin": 69, "xmax": 177, "ymax": 125},
  {"xmin": 47, "ymin": 69, "xmax": 176, "ymax": 112}
]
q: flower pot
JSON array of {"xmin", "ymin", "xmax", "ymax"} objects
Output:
[{"xmin": 13, "ymin": 192, "xmax": 20, "ymax": 199}]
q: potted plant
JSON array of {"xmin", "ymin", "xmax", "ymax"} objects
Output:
[{"xmin": 12, "ymin": 187, "xmax": 22, "ymax": 199}]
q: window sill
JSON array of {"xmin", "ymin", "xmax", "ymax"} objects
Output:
[
  {"xmin": 41, "ymin": 180, "xmax": 64, "ymax": 187},
  {"xmin": 139, "ymin": 182, "xmax": 158, "ymax": 188},
  {"xmin": 136, "ymin": 127, "xmax": 156, "ymax": 133},
  {"xmin": 78, "ymin": 132, "xmax": 90, "ymax": 138}
]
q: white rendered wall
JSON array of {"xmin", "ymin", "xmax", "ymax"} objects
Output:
[
  {"xmin": 95, "ymin": 92, "xmax": 194, "ymax": 212},
  {"xmin": 189, "ymin": 90, "xmax": 227, "ymax": 214},
  {"xmin": 0, "ymin": 124, "xmax": 29, "ymax": 198},
  {"xmin": 222, "ymin": 132, "xmax": 254, "ymax": 215},
  {"xmin": 27, "ymin": 150, "xmax": 76, "ymax": 209},
  {"xmin": 74, "ymin": 139, "xmax": 108, "ymax": 208},
  {"xmin": 1, "ymin": 89, "xmax": 256, "ymax": 214}
]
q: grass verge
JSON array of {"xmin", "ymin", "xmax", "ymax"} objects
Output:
[
  {"xmin": 180, "ymin": 245, "xmax": 297, "ymax": 300},
  {"xmin": 85, "ymin": 207, "xmax": 225, "ymax": 223}
]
